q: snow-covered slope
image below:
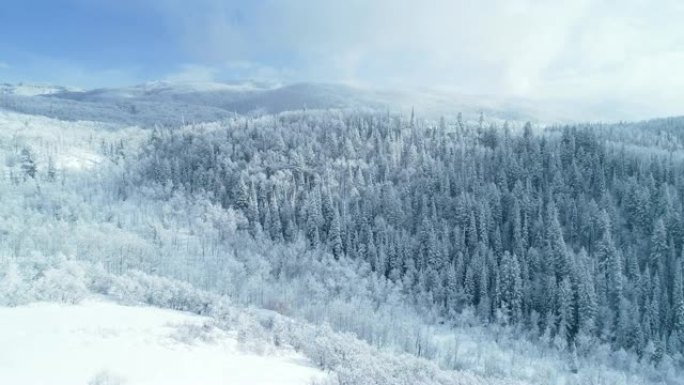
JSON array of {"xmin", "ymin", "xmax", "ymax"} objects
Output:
[
  {"xmin": 0, "ymin": 109, "xmax": 145, "ymax": 172},
  {"xmin": 0, "ymin": 300, "xmax": 327, "ymax": 385}
]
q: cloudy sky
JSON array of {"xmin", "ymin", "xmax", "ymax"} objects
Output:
[{"xmin": 1, "ymin": 0, "xmax": 683, "ymax": 116}]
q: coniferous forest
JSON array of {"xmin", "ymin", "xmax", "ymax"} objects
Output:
[{"xmin": 138, "ymin": 110, "xmax": 684, "ymax": 364}]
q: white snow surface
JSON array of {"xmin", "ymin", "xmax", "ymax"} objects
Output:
[{"xmin": 0, "ymin": 300, "xmax": 327, "ymax": 385}]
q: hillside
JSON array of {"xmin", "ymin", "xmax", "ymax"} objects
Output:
[
  {"xmin": 0, "ymin": 300, "xmax": 327, "ymax": 385},
  {"xmin": 0, "ymin": 99, "xmax": 683, "ymax": 385}
]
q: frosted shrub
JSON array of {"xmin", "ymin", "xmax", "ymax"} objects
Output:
[
  {"xmin": 0, "ymin": 261, "xmax": 28, "ymax": 306},
  {"xmin": 31, "ymin": 259, "xmax": 89, "ymax": 303}
]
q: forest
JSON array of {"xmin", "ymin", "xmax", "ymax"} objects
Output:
[
  {"xmin": 136, "ymin": 110, "xmax": 684, "ymax": 363},
  {"xmin": 2, "ymin": 108, "xmax": 684, "ymax": 384}
]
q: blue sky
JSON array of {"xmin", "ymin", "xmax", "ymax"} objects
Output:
[
  {"xmin": 0, "ymin": 0, "xmax": 294, "ymax": 86},
  {"xmin": 0, "ymin": 1, "xmax": 183, "ymax": 85},
  {"xmin": 1, "ymin": 0, "xmax": 684, "ymax": 116}
]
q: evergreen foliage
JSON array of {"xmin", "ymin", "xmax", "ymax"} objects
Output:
[{"xmin": 137, "ymin": 110, "xmax": 684, "ymax": 360}]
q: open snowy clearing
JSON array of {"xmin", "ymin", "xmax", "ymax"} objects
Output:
[
  {"xmin": 0, "ymin": 300, "xmax": 328, "ymax": 385},
  {"xmin": 0, "ymin": 109, "xmax": 145, "ymax": 172}
]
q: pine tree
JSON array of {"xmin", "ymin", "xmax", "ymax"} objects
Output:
[
  {"xmin": 20, "ymin": 147, "xmax": 37, "ymax": 179},
  {"xmin": 467, "ymin": 211, "xmax": 478, "ymax": 254},
  {"xmin": 596, "ymin": 210, "xmax": 622, "ymax": 314},
  {"xmin": 512, "ymin": 200, "xmax": 525, "ymax": 259},
  {"xmin": 673, "ymin": 257, "xmax": 684, "ymax": 348},
  {"xmin": 267, "ymin": 193, "xmax": 282, "ymax": 241},
  {"xmin": 576, "ymin": 249, "xmax": 597, "ymax": 334},
  {"xmin": 477, "ymin": 254, "xmax": 490, "ymax": 321},
  {"xmin": 306, "ymin": 213, "xmax": 320, "ymax": 248},
  {"xmin": 445, "ymin": 262, "xmax": 461, "ymax": 314},
  {"xmin": 321, "ymin": 190, "xmax": 335, "ymax": 236},
  {"xmin": 558, "ymin": 277, "xmax": 575, "ymax": 345},
  {"xmin": 246, "ymin": 184, "xmax": 260, "ymax": 235},
  {"xmin": 305, "ymin": 190, "xmax": 323, "ymax": 248},
  {"xmin": 234, "ymin": 175, "xmax": 250, "ymax": 211},
  {"xmin": 650, "ymin": 218, "xmax": 668, "ymax": 271},
  {"xmin": 546, "ymin": 203, "xmax": 570, "ymax": 279},
  {"xmin": 327, "ymin": 208, "xmax": 343, "ymax": 259},
  {"xmin": 499, "ymin": 251, "xmax": 522, "ymax": 324}
]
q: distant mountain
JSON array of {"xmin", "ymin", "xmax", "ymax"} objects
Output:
[
  {"xmin": 50, "ymin": 81, "xmax": 384, "ymax": 114},
  {"xmin": 0, "ymin": 81, "xmax": 664, "ymax": 126},
  {"xmin": 0, "ymin": 83, "xmax": 75, "ymax": 96}
]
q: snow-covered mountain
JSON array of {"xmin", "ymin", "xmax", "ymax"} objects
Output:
[
  {"xmin": 48, "ymin": 81, "xmax": 387, "ymax": 118},
  {"xmin": 1, "ymin": 80, "xmax": 646, "ymax": 127}
]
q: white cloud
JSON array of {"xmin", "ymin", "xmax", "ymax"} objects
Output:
[{"xmin": 77, "ymin": 0, "xmax": 684, "ymax": 117}]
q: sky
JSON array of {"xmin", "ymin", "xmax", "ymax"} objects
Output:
[{"xmin": 1, "ymin": 0, "xmax": 683, "ymax": 116}]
